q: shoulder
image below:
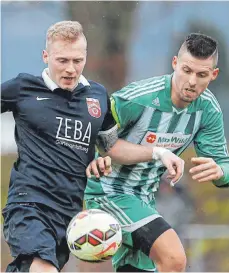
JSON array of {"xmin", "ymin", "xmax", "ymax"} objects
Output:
[
  {"xmin": 197, "ymin": 88, "xmax": 222, "ymax": 114},
  {"xmin": 195, "ymin": 88, "xmax": 223, "ymax": 126},
  {"xmin": 16, "ymin": 72, "xmax": 39, "ymax": 81},
  {"xmin": 88, "ymin": 80, "xmax": 107, "ymax": 94},
  {"xmin": 112, "ymin": 75, "xmax": 167, "ymax": 105},
  {"xmin": 1, "ymin": 73, "xmax": 42, "ymax": 93},
  {"xmin": 7, "ymin": 73, "xmax": 46, "ymax": 92}
]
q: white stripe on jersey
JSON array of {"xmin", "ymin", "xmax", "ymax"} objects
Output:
[
  {"xmin": 175, "ymin": 111, "xmax": 191, "ymax": 133},
  {"xmin": 100, "ymin": 163, "xmax": 123, "ymax": 195},
  {"xmin": 157, "ymin": 112, "xmax": 174, "ymax": 133},
  {"xmin": 223, "ymin": 144, "xmax": 229, "ymax": 156},
  {"xmin": 123, "ymin": 214, "xmax": 161, "ymax": 233},
  {"xmin": 201, "ymin": 90, "xmax": 221, "ymax": 113},
  {"xmin": 122, "ymin": 77, "xmax": 165, "ymax": 96},
  {"xmin": 127, "ymin": 85, "xmax": 165, "ymax": 101},
  {"xmin": 204, "ymin": 89, "xmax": 222, "ymax": 112},
  {"xmin": 99, "ymin": 202, "xmax": 130, "ymax": 226},
  {"xmin": 125, "ymin": 107, "xmax": 156, "ymax": 143},
  {"xmin": 193, "ymin": 110, "xmax": 203, "ymax": 135},
  {"xmin": 121, "ymin": 78, "xmax": 165, "ymax": 100},
  {"xmin": 100, "ymin": 196, "xmax": 133, "ymax": 225}
]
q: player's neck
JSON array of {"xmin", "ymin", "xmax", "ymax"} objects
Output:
[
  {"xmin": 171, "ymin": 92, "xmax": 190, "ymax": 109},
  {"xmin": 46, "ymin": 69, "xmax": 78, "ymax": 92},
  {"xmin": 171, "ymin": 77, "xmax": 190, "ymax": 109}
]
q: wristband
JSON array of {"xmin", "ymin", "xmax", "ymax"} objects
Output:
[{"xmin": 152, "ymin": 147, "xmax": 168, "ymax": 160}]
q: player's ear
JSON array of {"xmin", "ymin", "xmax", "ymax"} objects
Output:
[
  {"xmin": 211, "ymin": 68, "xmax": 219, "ymax": 81},
  {"xmin": 172, "ymin": 56, "xmax": 178, "ymax": 71},
  {"xmin": 42, "ymin": 50, "xmax": 48, "ymax": 64}
]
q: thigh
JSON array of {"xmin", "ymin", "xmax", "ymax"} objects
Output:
[
  {"xmin": 132, "ymin": 217, "xmax": 171, "ymax": 256},
  {"xmin": 86, "ymin": 195, "xmax": 166, "ymax": 271},
  {"xmin": 149, "ymin": 228, "xmax": 186, "ymax": 265},
  {"xmin": 2, "ymin": 203, "xmax": 70, "ymax": 272},
  {"xmin": 86, "ymin": 195, "xmax": 160, "ymax": 229}
]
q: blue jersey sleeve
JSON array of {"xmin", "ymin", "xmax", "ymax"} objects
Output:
[{"xmin": 1, "ymin": 75, "xmax": 20, "ymax": 113}]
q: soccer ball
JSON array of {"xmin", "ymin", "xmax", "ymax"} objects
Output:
[{"xmin": 66, "ymin": 209, "xmax": 122, "ymax": 262}]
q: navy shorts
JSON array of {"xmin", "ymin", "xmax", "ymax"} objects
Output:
[{"xmin": 2, "ymin": 202, "xmax": 73, "ymax": 272}]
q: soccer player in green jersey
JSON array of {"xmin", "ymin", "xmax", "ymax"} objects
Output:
[{"xmin": 85, "ymin": 33, "xmax": 229, "ymax": 272}]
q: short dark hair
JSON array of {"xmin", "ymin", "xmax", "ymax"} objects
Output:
[{"xmin": 179, "ymin": 33, "xmax": 218, "ymax": 67}]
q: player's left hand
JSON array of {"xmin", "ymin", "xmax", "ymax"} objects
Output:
[
  {"xmin": 189, "ymin": 157, "xmax": 223, "ymax": 182},
  {"xmin": 86, "ymin": 156, "xmax": 112, "ymax": 179}
]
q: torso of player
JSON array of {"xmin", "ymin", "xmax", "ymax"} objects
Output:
[
  {"xmin": 6, "ymin": 74, "xmax": 108, "ymax": 214},
  {"xmin": 85, "ymin": 74, "xmax": 220, "ymax": 201},
  {"xmin": 118, "ymin": 74, "xmax": 204, "ymax": 154},
  {"xmin": 14, "ymin": 74, "xmax": 107, "ymax": 171}
]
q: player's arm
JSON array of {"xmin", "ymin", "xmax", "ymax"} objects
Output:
[
  {"xmin": 95, "ymin": 91, "xmax": 160, "ymax": 164},
  {"xmin": 190, "ymin": 109, "xmax": 229, "ymax": 187},
  {"xmin": 1, "ymin": 76, "xmax": 20, "ymax": 113},
  {"xmin": 89, "ymin": 92, "xmax": 184, "ymax": 183}
]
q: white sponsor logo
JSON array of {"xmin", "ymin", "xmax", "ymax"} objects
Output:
[
  {"xmin": 36, "ymin": 97, "xmax": 50, "ymax": 101},
  {"xmin": 141, "ymin": 132, "xmax": 191, "ymax": 151},
  {"xmin": 55, "ymin": 117, "xmax": 91, "ymax": 152}
]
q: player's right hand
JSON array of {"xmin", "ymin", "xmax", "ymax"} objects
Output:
[
  {"xmin": 152, "ymin": 147, "xmax": 184, "ymax": 186},
  {"xmin": 86, "ymin": 156, "xmax": 112, "ymax": 179}
]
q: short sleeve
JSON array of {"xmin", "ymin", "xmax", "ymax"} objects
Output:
[
  {"xmin": 1, "ymin": 76, "xmax": 20, "ymax": 113},
  {"xmin": 110, "ymin": 85, "xmax": 145, "ymax": 129}
]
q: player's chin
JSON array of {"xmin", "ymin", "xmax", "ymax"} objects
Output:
[
  {"xmin": 61, "ymin": 84, "xmax": 75, "ymax": 91},
  {"xmin": 181, "ymin": 96, "xmax": 196, "ymax": 103}
]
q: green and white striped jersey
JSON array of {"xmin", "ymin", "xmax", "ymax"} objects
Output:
[{"xmin": 85, "ymin": 74, "xmax": 229, "ymax": 202}]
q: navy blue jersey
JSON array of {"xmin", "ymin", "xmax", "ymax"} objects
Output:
[{"xmin": 1, "ymin": 72, "xmax": 116, "ymax": 217}]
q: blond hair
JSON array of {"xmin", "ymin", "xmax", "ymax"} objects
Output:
[{"xmin": 46, "ymin": 21, "xmax": 86, "ymax": 49}]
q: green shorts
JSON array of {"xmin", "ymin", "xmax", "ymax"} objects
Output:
[{"xmin": 85, "ymin": 194, "xmax": 168, "ymax": 271}]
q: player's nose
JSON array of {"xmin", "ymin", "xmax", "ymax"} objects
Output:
[
  {"xmin": 65, "ymin": 62, "xmax": 76, "ymax": 74},
  {"xmin": 188, "ymin": 74, "xmax": 197, "ymax": 87}
]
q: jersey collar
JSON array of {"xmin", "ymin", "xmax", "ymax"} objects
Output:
[
  {"xmin": 42, "ymin": 68, "xmax": 90, "ymax": 92},
  {"xmin": 165, "ymin": 74, "xmax": 191, "ymax": 114}
]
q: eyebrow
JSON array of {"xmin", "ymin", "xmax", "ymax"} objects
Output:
[
  {"xmin": 183, "ymin": 64, "xmax": 212, "ymax": 73},
  {"xmin": 56, "ymin": 57, "xmax": 84, "ymax": 61}
]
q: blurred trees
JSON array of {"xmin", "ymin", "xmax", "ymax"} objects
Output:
[{"xmin": 68, "ymin": 1, "xmax": 137, "ymax": 93}]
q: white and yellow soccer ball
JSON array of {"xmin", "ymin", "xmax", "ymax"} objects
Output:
[{"xmin": 66, "ymin": 209, "xmax": 122, "ymax": 262}]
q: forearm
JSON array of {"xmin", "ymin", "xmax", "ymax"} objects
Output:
[
  {"xmin": 213, "ymin": 163, "xmax": 229, "ymax": 187},
  {"xmin": 101, "ymin": 139, "xmax": 153, "ymax": 165}
]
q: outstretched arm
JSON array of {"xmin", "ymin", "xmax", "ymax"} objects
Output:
[
  {"xmin": 92, "ymin": 91, "xmax": 184, "ymax": 184},
  {"xmin": 192, "ymin": 109, "xmax": 229, "ymax": 187},
  {"xmin": 90, "ymin": 138, "xmax": 184, "ymax": 185},
  {"xmin": 106, "ymin": 140, "xmax": 184, "ymax": 186}
]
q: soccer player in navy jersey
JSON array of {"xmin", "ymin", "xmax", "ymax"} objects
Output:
[{"xmin": 1, "ymin": 21, "xmax": 184, "ymax": 272}]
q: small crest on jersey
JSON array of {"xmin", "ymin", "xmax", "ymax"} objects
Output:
[{"xmin": 86, "ymin": 98, "xmax": 101, "ymax": 118}]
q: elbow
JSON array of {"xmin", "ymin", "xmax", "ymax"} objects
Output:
[
  {"xmin": 212, "ymin": 179, "xmax": 229, "ymax": 188},
  {"xmin": 214, "ymin": 183, "xmax": 229, "ymax": 188}
]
